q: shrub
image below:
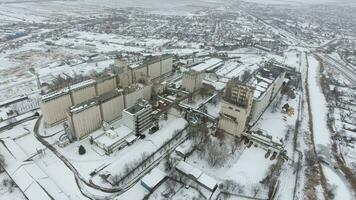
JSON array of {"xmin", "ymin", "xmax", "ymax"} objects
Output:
[{"xmin": 78, "ymin": 145, "xmax": 86, "ymax": 155}]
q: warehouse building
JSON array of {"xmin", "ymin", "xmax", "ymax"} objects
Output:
[
  {"xmin": 175, "ymin": 161, "xmax": 218, "ymax": 191},
  {"xmin": 91, "ymin": 125, "xmax": 134, "ymax": 154},
  {"xmin": 190, "ymin": 58, "xmax": 223, "ymax": 73},
  {"xmin": 122, "ymin": 99, "xmax": 153, "ymax": 134}
]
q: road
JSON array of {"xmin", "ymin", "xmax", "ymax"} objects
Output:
[{"xmin": 33, "ymin": 115, "xmax": 191, "ymax": 199}]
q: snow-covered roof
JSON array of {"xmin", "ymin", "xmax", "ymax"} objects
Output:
[
  {"xmin": 41, "ymin": 88, "xmax": 69, "ymax": 102},
  {"xmin": 191, "ymin": 58, "xmax": 223, "ymax": 72},
  {"xmin": 176, "ymin": 161, "xmax": 217, "ymax": 190},
  {"xmin": 41, "ymin": 79, "xmax": 96, "ymax": 102},
  {"xmin": 125, "ymin": 135, "xmax": 137, "ymax": 143},
  {"xmin": 175, "ymin": 140, "xmax": 193, "ymax": 157},
  {"xmin": 69, "ymin": 98, "xmax": 98, "ymax": 113},
  {"xmin": 197, "ymin": 173, "xmax": 218, "ymax": 191},
  {"xmin": 69, "ymin": 79, "xmax": 96, "ymax": 91},
  {"xmin": 95, "ymin": 126, "xmax": 133, "ymax": 148},
  {"xmin": 141, "ymin": 167, "xmax": 166, "ymax": 190},
  {"xmin": 176, "ymin": 161, "xmax": 202, "ymax": 179},
  {"xmin": 0, "ymin": 139, "xmax": 70, "ymax": 200}
]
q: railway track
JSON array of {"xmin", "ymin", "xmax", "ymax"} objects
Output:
[{"xmin": 315, "ymin": 53, "xmax": 356, "ymax": 85}]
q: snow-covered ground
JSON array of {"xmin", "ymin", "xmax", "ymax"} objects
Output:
[
  {"xmin": 307, "ymin": 55, "xmax": 354, "ymax": 199},
  {"xmin": 186, "ymin": 145, "xmax": 273, "ymax": 198},
  {"xmin": 307, "ymin": 55, "xmax": 331, "ymax": 151}
]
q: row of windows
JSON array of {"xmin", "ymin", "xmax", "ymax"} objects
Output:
[{"xmin": 228, "ymin": 106, "xmax": 240, "ymax": 112}]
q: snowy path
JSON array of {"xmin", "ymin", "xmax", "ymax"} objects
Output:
[
  {"xmin": 322, "ymin": 164, "xmax": 352, "ymax": 200},
  {"xmin": 306, "ymin": 55, "xmax": 331, "ymax": 151},
  {"xmin": 307, "ymin": 55, "xmax": 353, "ymax": 200}
]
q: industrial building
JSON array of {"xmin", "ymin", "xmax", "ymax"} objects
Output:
[
  {"xmin": 70, "ymin": 79, "xmax": 97, "ymax": 105},
  {"xmin": 124, "ymin": 84, "xmax": 152, "ymax": 108},
  {"xmin": 129, "ymin": 54, "xmax": 174, "ymax": 83},
  {"xmin": 247, "ymin": 66, "xmax": 286, "ymax": 125},
  {"xmin": 40, "ymin": 79, "xmax": 99, "ymax": 126},
  {"xmin": 98, "ymin": 89, "xmax": 125, "ymax": 123},
  {"xmin": 67, "ymin": 98, "xmax": 102, "ymax": 140},
  {"xmin": 218, "ymin": 65, "xmax": 286, "ymax": 137},
  {"xmin": 122, "ymin": 99, "xmax": 153, "ymax": 134},
  {"xmin": 218, "ymin": 80, "xmax": 254, "ymax": 137},
  {"xmin": 41, "ymin": 54, "xmax": 171, "ymax": 137},
  {"xmin": 67, "ymin": 89, "xmax": 125, "ymax": 140},
  {"xmin": 40, "ymin": 89, "xmax": 72, "ymax": 126},
  {"xmin": 182, "ymin": 69, "xmax": 204, "ymax": 93},
  {"xmin": 189, "ymin": 58, "xmax": 223, "ymax": 73},
  {"xmin": 95, "ymin": 75, "xmax": 117, "ymax": 96},
  {"xmin": 41, "ymin": 77, "xmax": 150, "ymax": 126},
  {"xmin": 91, "ymin": 125, "xmax": 134, "ymax": 154}
]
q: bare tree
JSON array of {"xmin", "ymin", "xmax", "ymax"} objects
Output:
[
  {"xmin": 0, "ymin": 153, "xmax": 5, "ymax": 172},
  {"xmin": 166, "ymin": 179, "xmax": 177, "ymax": 194},
  {"xmin": 2, "ymin": 179, "xmax": 15, "ymax": 193},
  {"xmin": 230, "ymin": 137, "xmax": 240, "ymax": 154},
  {"xmin": 305, "ymin": 149, "xmax": 317, "ymax": 167},
  {"xmin": 111, "ymin": 174, "xmax": 121, "ymax": 186},
  {"xmin": 205, "ymin": 139, "xmax": 228, "ymax": 167},
  {"xmin": 240, "ymin": 70, "xmax": 251, "ymax": 82},
  {"xmin": 252, "ymin": 185, "xmax": 261, "ymax": 197},
  {"xmin": 164, "ymin": 154, "xmax": 173, "ymax": 172},
  {"xmin": 189, "ymin": 124, "xmax": 209, "ymax": 150},
  {"xmin": 221, "ymin": 179, "xmax": 245, "ymax": 194}
]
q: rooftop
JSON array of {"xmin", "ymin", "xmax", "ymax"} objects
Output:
[
  {"xmin": 69, "ymin": 98, "xmax": 98, "ymax": 114},
  {"xmin": 247, "ymin": 65, "xmax": 285, "ymax": 99},
  {"xmin": 125, "ymin": 99, "xmax": 151, "ymax": 115},
  {"xmin": 191, "ymin": 58, "xmax": 223, "ymax": 72}
]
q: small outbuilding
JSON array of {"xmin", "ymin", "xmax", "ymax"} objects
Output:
[{"xmin": 140, "ymin": 168, "xmax": 166, "ymax": 191}]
